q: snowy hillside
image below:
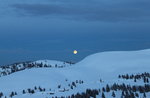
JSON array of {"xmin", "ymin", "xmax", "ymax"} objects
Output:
[
  {"xmin": 0, "ymin": 49, "xmax": 150, "ymax": 98},
  {"xmin": 34, "ymin": 60, "xmax": 72, "ymax": 68},
  {"xmin": 0, "ymin": 60, "xmax": 73, "ymax": 77}
]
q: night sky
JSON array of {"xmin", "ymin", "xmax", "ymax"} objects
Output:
[{"xmin": 0, "ymin": 0, "xmax": 150, "ymax": 65}]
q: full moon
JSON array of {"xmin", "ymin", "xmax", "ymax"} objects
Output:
[{"xmin": 73, "ymin": 50, "xmax": 78, "ymax": 54}]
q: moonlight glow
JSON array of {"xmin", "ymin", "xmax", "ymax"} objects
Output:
[{"xmin": 73, "ymin": 50, "xmax": 78, "ymax": 54}]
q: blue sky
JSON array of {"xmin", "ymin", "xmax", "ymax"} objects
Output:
[{"xmin": 0, "ymin": 0, "xmax": 150, "ymax": 65}]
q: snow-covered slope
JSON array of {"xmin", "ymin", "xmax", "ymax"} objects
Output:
[
  {"xmin": 0, "ymin": 49, "xmax": 150, "ymax": 98},
  {"xmin": 71, "ymin": 49, "xmax": 150, "ymax": 79},
  {"xmin": 34, "ymin": 60, "xmax": 72, "ymax": 67},
  {"xmin": 0, "ymin": 60, "xmax": 73, "ymax": 77}
]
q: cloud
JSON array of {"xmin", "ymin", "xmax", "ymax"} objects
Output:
[{"xmin": 11, "ymin": 0, "xmax": 150, "ymax": 22}]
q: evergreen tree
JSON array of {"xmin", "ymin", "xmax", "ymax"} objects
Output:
[
  {"xmin": 34, "ymin": 86, "xmax": 37, "ymax": 90},
  {"xmin": 135, "ymin": 93, "xmax": 139, "ymax": 97},
  {"xmin": 31, "ymin": 90, "xmax": 35, "ymax": 94},
  {"xmin": 143, "ymin": 92, "xmax": 146, "ymax": 98},
  {"xmin": 102, "ymin": 87, "xmax": 105, "ymax": 92},
  {"xmin": 102, "ymin": 92, "xmax": 105, "ymax": 98},
  {"xmin": 71, "ymin": 85, "xmax": 73, "ymax": 89},
  {"xmin": 106, "ymin": 84, "xmax": 110, "ymax": 92},
  {"xmin": 146, "ymin": 78, "xmax": 149, "ymax": 83},
  {"xmin": 130, "ymin": 92, "xmax": 135, "ymax": 98},
  {"xmin": 10, "ymin": 92, "xmax": 14, "ymax": 97},
  {"xmin": 58, "ymin": 85, "xmax": 61, "ymax": 88},
  {"xmin": 134, "ymin": 78, "xmax": 136, "ymax": 82},
  {"xmin": 72, "ymin": 82, "xmax": 76, "ymax": 87},
  {"xmin": 0, "ymin": 92, "xmax": 3, "ymax": 97},
  {"xmin": 14, "ymin": 92, "xmax": 17, "ymax": 95},
  {"xmin": 112, "ymin": 91, "xmax": 116, "ymax": 97},
  {"xmin": 22, "ymin": 90, "xmax": 26, "ymax": 94}
]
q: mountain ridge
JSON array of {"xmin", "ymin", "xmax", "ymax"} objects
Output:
[{"xmin": 0, "ymin": 49, "xmax": 150, "ymax": 98}]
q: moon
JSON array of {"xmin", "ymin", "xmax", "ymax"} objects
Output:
[{"xmin": 73, "ymin": 50, "xmax": 78, "ymax": 54}]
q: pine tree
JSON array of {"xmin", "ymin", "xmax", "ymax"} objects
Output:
[
  {"xmin": 135, "ymin": 93, "xmax": 139, "ymax": 97},
  {"xmin": 118, "ymin": 75, "xmax": 121, "ymax": 78},
  {"xmin": 71, "ymin": 85, "xmax": 73, "ymax": 89},
  {"xmin": 22, "ymin": 90, "xmax": 26, "ymax": 94},
  {"xmin": 126, "ymin": 74, "xmax": 129, "ymax": 79},
  {"xmin": 143, "ymin": 92, "xmax": 146, "ymax": 98},
  {"xmin": 14, "ymin": 92, "xmax": 17, "ymax": 95},
  {"xmin": 55, "ymin": 64, "xmax": 57, "ymax": 68},
  {"xmin": 10, "ymin": 92, "xmax": 14, "ymax": 97},
  {"xmin": 0, "ymin": 92, "xmax": 3, "ymax": 97},
  {"xmin": 106, "ymin": 84, "xmax": 110, "ymax": 92},
  {"xmin": 39, "ymin": 86, "xmax": 43, "ymax": 92},
  {"xmin": 72, "ymin": 82, "xmax": 76, "ymax": 87},
  {"xmin": 31, "ymin": 90, "xmax": 35, "ymax": 94},
  {"xmin": 102, "ymin": 87, "xmax": 105, "ymax": 92},
  {"xmin": 130, "ymin": 92, "xmax": 135, "ymax": 98},
  {"xmin": 28, "ymin": 88, "xmax": 31, "ymax": 93},
  {"xmin": 112, "ymin": 91, "xmax": 116, "ymax": 97},
  {"xmin": 34, "ymin": 86, "xmax": 37, "ymax": 90},
  {"xmin": 58, "ymin": 85, "xmax": 61, "ymax": 88},
  {"xmin": 102, "ymin": 92, "xmax": 105, "ymax": 98},
  {"xmin": 134, "ymin": 78, "xmax": 136, "ymax": 82},
  {"xmin": 144, "ymin": 76, "xmax": 147, "ymax": 83},
  {"xmin": 146, "ymin": 78, "xmax": 149, "ymax": 83}
]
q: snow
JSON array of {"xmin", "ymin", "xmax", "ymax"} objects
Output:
[
  {"xmin": 34, "ymin": 60, "xmax": 71, "ymax": 67},
  {"xmin": 0, "ymin": 49, "xmax": 150, "ymax": 98}
]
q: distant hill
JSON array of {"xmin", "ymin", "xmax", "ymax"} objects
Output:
[{"xmin": 0, "ymin": 49, "xmax": 150, "ymax": 98}]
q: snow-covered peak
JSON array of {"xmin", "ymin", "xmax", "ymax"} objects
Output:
[
  {"xmin": 72, "ymin": 49, "xmax": 150, "ymax": 79},
  {"xmin": 33, "ymin": 60, "xmax": 72, "ymax": 67}
]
